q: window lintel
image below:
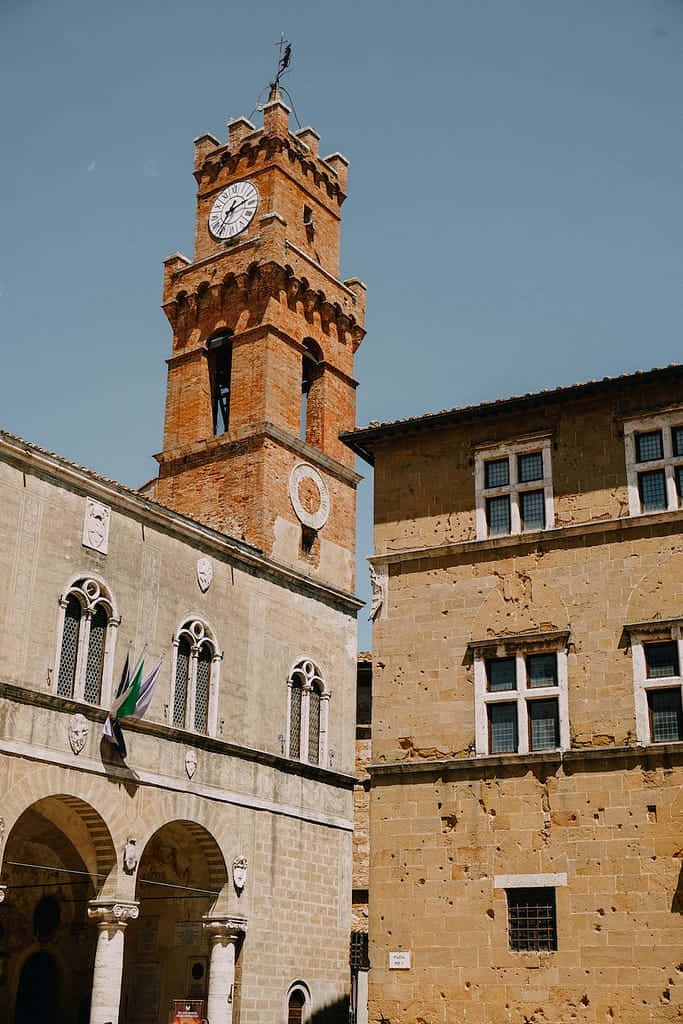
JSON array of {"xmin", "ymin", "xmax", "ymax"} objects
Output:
[{"xmin": 467, "ymin": 630, "xmax": 570, "ymax": 660}]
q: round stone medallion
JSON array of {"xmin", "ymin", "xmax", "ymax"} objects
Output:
[{"xmin": 288, "ymin": 463, "xmax": 330, "ymax": 531}]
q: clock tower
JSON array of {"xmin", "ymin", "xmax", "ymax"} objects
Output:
[{"xmin": 154, "ymin": 88, "xmax": 365, "ymax": 593}]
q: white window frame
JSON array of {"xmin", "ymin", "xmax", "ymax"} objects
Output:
[
  {"xmin": 624, "ymin": 412, "xmax": 683, "ymax": 516},
  {"xmin": 53, "ymin": 574, "xmax": 120, "ymax": 708},
  {"xmin": 475, "ymin": 435, "xmax": 554, "ymax": 540},
  {"xmin": 169, "ymin": 618, "xmax": 222, "ymax": 737},
  {"xmin": 471, "ymin": 632, "xmax": 570, "ymax": 756},
  {"xmin": 626, "ymin": 620, "xmax": 683, "ymax": 745},
  {"xmin": 285, "ymin": 657, "xmax": 330, "ymax": 767}
]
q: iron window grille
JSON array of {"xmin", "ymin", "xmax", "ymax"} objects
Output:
[
  {"xmin": 507, "ymin": 887, "xmax": 557, "ymax": 952},
  {"xmin": 287, "ymin": 658, "xmax": 330, "ymax": 767},
  {"xmin": 170, "ymin": 620, "xmax": 221, "ymax": 736},
  {"xmin": 54, "ymin": 577, "xmax": 119, "ymax": 706}
]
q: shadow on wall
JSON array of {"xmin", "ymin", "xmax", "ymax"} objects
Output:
[
  {"xmin": 311, "ymin": 995, "xmax": 350, "ymax": 1023},
  {"xmin": 672, "ymin": 862, "xmax": 683, "ymax": 914}
]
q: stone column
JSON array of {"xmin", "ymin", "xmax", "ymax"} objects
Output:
[
  {"xmin": 87, "ymin": 900, "xmax": 139, "ymax": 1024},
  {"xmin": 203, "ymin": 915, "xmax": 247, "ymax": 1024}
]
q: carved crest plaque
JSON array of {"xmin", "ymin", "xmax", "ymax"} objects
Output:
[
  {"xmin": 196, "ymin": 557, "xmax": 213, "ymax": 593},
  {"xmin": 68, "ymin": 713, "xmax": 89, "ymax": 755},
  {"xmin": 83, "ymin": 498, "xmax": 111, "ymax": 554}
]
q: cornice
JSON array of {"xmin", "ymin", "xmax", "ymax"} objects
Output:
[
  {"xmin": 371, "ymin": 507, "xmax": 683, "ymax": 568},
  {"xmin": 0, "ymin": 682, "xmax": 357, "ymax": 790},
  {"xmin": 368, "ymin": 742, "xmax": 683, "ymax": 779},
  {"xmin": 0, "ymin": 432, "xmax": 363, "ymax": 614},
  {"xmin": 156, "ymin": 420, "xmax": 362, "ymax": 488}
]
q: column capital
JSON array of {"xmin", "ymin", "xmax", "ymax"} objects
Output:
[
  {"xmin": 88, "ymin": 900, "xmax": 139, "ymax": 927},
  {"xmin": 203, "ymin": 914, "xmax": 247, "ymax": 942}
]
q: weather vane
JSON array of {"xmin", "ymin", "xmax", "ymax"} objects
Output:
[
  {"xmin": 251, "ymin": 34, "xmax": 301, "ymax": 127},
  {"xmin": 272, "ymin": 33, "xmax": 292, "ymax": 93}
]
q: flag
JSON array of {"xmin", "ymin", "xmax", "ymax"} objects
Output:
[{"xmin": 103, "ymin": 651, "xmax": 162, "ymax": 759}]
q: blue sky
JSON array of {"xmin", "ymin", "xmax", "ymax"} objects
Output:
[{"xmin": 1, "ymin": 0, "xmax": 682, "ymax": 648}]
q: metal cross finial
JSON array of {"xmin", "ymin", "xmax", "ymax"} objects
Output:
[{"xmin": 273, "ymin": 33, "xmax": 292, "ymax": 88}]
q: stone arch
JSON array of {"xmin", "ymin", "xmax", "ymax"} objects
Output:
[
  {"xmin": 135, "ymin": 818, "xmax": 228, "ymax": 897},
  {"xmin": 470, "ymin": 573, "xmax": 570, "ymax": 639},
  {"xmin": 626, "ymin": 550, "xmax": 683, "ymax": 623},
  {"xmin": 1, "ymin": 790, "xmax": 116, "ymax": 889}
]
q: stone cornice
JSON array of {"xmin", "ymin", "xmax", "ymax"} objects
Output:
[
  {"xmin": 0, "ymin": 432, "xmax": 363, "ymax": 614},
  {"xmin": 0, "ymin": 681, "xmax": 357, "ymax": 790},
  {"xmin": 156, "ymin": 420, "xmax": 363, "ymax": 488},
  {"xmin": 369, "ymin": 741, "xmax": 683, "ymax": 779},
  {"xmin": 371, "ymin": 507, "xmax": 683, "ymax": 568}
]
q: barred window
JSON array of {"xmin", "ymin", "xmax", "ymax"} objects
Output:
[
  {"xmin": 287, "ymin": 658, "xmax": 328, "ymax": 766},
  {"xmin": 528, "ymin": 698, "xmax": 560, "ymax": 751},
  {"xmin": 171, "ymin": 620, "xmax": 220, "ymax": 736},
  {"xmin": 486, "ymin": 495, "xmax": 511, "ymax": 536},
  {"xmin": 288, "ymin": 990, "xmax": 306, "ymax": 1024},
  {"xmin": 57, "ymin": 595, "xmax": 81, "ymax": 697},
  {"xmin": 520, "ymin": 489, "xmax": 545, "ymax": 530},
  {"xmin": 645, "ymin": 641, "xmax": 679, "ymax": 679},
  {"xmin": 488, "ymin": 702, "xmax": 517, "ymax": 754},
  {"xmin": 507, "ymin": 887, "xmax": 557, "ymax": 951},
  {"xmin": 55, "ymin": 577, "xmax": 117, "ymax": 705}
]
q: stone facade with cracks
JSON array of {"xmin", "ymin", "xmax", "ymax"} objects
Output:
[{"xmin": 344, "ymin": 365, "xmax": 683, "ymax": 1024}]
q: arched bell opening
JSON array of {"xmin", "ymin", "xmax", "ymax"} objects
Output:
[
  {"xmin": 121, "ymin": 820, "xmax": 229, "ymax": 1024},
  {"xmin": 1, "ymin": 794, "xmax": 116, "ymax": 1024}
]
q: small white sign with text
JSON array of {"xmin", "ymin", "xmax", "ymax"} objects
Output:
[{"xmin": 389, "ymin": 951, "xmax": 411, "ymax": 970}]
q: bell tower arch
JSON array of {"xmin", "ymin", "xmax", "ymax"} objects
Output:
[{"xmin": 154, "ymin": 88, "xmax": 365, "ymax": 592}]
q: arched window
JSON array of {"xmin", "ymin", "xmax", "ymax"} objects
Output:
[
  {"xmin": 300, "ymin": 340, "xmax": 323, "ymax": 444},
  {"xmin": 286, "ymin": 982, "xmax": 311, "ymax": 1024},
  {"xmin": 54, "ymin": 577, "xmax": 119, "ymax": 706},
  {"xmin": 208, "ymin": 331, "xmax": 233, "ymax": 435},
  {"xmin": 171, "ymin": 619, "xmax": 221, "ymax": 736},
  {"xmin": 287, "ymin": 659, "xmax": 329, "ymax": 767},
  {"xmin": 288, "ymin": 990, "xmax": 306, "ymax": 1024}
]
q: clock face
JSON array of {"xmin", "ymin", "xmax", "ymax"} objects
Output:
[{"xmin": 208, "ymin": 181, "xmax": 259, "ymax": 240}]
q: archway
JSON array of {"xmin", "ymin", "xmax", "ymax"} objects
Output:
[
  {"xmin": 0, "ymin": 795, "xmax": 116, "ymax": 1024},
  {"xmin": 121, "ymin": 820, "xmax": 228, "ymax": 1024}
]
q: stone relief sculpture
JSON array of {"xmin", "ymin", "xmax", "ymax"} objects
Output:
[
  {"xmin": 369, "ymin": 563, "xmax": 387, "ymax": 622},
  {"xmin": 82, "ymin": 498, "xmax": 111, "ymax": 554},
  {"xmin": 123, "ymin": 837, "xmax": 138, "ymax": 874},
  {"xmin": 232, "ymin": 855, "xmax": 248, "ymax": 893},
  {"xmin": 68, "ymin": 713, "xmax": 89, "ymax": 755},
  {"xmin": 185, "ymin": 749, "xmax": 197, "ymax": 779},
  {"xmin": 196, "ymin": 556, "xmax": 213, "ymax": 593}
]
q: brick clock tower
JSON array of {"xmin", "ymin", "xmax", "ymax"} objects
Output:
[{"xmin": 155, "ymin": 89, "xmax": 365, "ymax": 593}]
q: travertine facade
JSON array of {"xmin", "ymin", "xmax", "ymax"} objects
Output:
[
  {"xmin": 344, "ymin": 365, "xmax": 683, "ymax": 1024},
  {"xmin": 0, "ymin": 90, "xmax": 364, "ymax": 1024}
]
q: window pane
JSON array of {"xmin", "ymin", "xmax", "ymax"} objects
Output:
[
  {"xmin": 673, "ymin": 426, "xmax": 683, "ymax": 458},
  {"xmin": 308, "ymin": 687, "xmax": 321, "ymax": 764},
  {"xmin": 648, "ymin": 689, "xmax": 683, "ymax": 743},
  {"xmin": 194, "ymin": 645, "xmax": 211, "ymax": 733},
  {"xmin": 676, "ymin": 465, "xmax": 683, "ymax": 502},
  {"xmin": 635, "ymin": 430, "xmax": 663, "ymax": 463},
  {"xmin": 57, "ymin": 595, "xmax": 81, "ymax": 698},
  {"xmin": 486, "ymin": 495, "xmax": 511, "ymax": 535},
  {"xmin": 289, "ymin": 681, "xmax": 302, "ymax": 758},
  {"xmin": 489, "ymin": 703, "xmax": 518, "ymax": 753},
  {"xmin": 528, "ymin": 699, "xmax": 560, "ymax": 750},
  {"xmin": 485, "ymin": 457, "xmax": 509, "ymax": 489},
  {"xmin": 84, "ymin": 604, "xmax": 107, "ymax": 705},
  {"xmin": 520, "ymin": 489, "xmax": 546, "ymax": 530},
  {"xmin": 507, "ymin": 888, "xmax": 557, "ymax": 951},
  {"xmin": 518, "ymin": 452, "xmax": 543, "ymax": 483},
  {"xmin": 644, "ymin": 641, "xmax": 679, "ymax": 679},
  {"xmin": 487, "ymin": 657, "xmax": 516, "ymax": 691},
  {"xmin": 527, "ymin": 653, "xmax": 557, "ymax": 688},
  {"xmin": 638, "ymin": 469, "xmax": 667, "ymax": 511},
  {"xmin": 173, "ymin": 637, "xmax": 191, "ymax": 727}
]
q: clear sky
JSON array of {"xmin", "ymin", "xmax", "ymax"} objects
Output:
[{"xmin": 1, "ymin": 0, "xmax": 682, "ymax": 650}]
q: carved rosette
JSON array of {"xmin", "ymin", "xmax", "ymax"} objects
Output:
[
  {"xmin": 88, "ymin": 901, "xmax": 140, "ymax": 926},
  {"xmin": 288, "ymin": 463, "xmax": 330, "ymax": 531}
]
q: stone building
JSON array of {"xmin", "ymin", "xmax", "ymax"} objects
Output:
[
  {"xmin": 0, "ymin": 89, "xmax": 365, "ymax": 1024},
  {"xmin": 343, "ymin": 365, "xmax": 683, "ymax": 1024}
]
